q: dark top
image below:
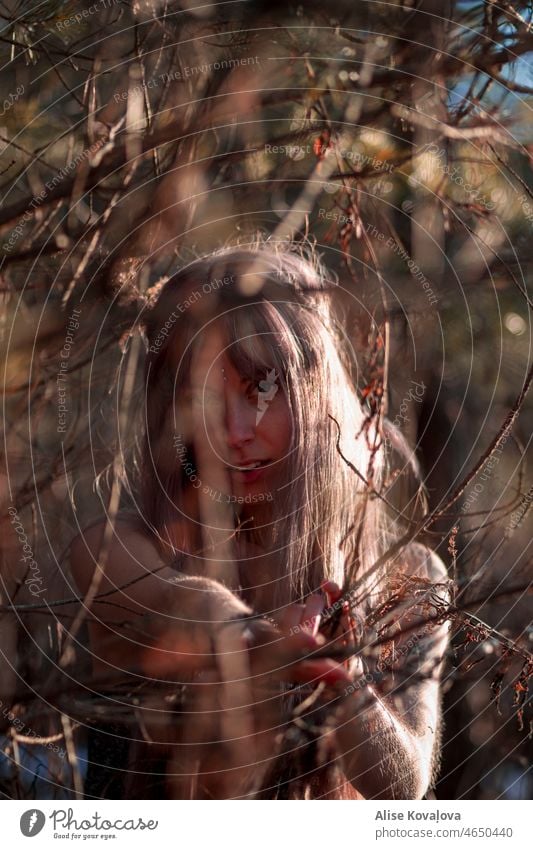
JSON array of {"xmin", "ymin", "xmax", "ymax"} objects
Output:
[{"xmin": 84, "ymin": 722, "xmax": 167, "ymax": 799}]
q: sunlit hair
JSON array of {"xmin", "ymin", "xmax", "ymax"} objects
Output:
[{"xmin": 139, "ymin": 240, "xmax": 390, "ymax": 610}]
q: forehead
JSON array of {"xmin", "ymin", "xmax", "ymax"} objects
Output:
[
  {"xmin": 187, "ymin": 321, "xmax": 269, "ymax": 383},
  {"xmin": 206, "ymin": 309, "xmax": 282, "ymax": 363},
  {"xmin": 170, "ymin": 301, "xmax": 294, "ymax": 395}
]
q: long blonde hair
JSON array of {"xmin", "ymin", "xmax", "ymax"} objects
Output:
[{"xmin": 138, "ymin": 240, "xmax": 388, "ymax": 609}]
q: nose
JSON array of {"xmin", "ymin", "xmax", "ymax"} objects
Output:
[{"xmin": 225, "ymin": 394, "xmax": 255, "ymax": 449}]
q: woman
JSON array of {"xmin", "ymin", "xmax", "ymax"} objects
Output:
[{"xmin": 70, "ymin": 240, "xmax": 450, "ymax": 799}]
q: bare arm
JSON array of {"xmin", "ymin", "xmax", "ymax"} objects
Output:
[
  {"xmin": 69, "ymin": 519, "xmax": 253, "ymax": 678},
  {"xmin": 334, "ymin": 544, "xmax": 451, "ymax": 799},
  {"xmin": 70, "ymin": 520, "xmax": 353, "ymax": 798}
]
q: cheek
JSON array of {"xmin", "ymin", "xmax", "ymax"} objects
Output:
[{"xmin": 269, "ymin": 401, "xmax": 292, "ymax": 456}]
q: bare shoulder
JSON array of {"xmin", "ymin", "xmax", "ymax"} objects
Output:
[
  {"xmin": 402, "ymin": 543, "xmax": 449, "ymax": 585},
  {"xmin": 380, "ymin": 543, "xmax": 451, "ymax": 676},
  {"xmin": 69, "ymin": 516, "xmax": 174, "ymax": 617},
  {"xmin": 378, "ymin": 544, "xmax": 451, "ymax": 736},
  {"xmin": 70, "ymin": 517, "xmax": 159, "ymax": 583}
]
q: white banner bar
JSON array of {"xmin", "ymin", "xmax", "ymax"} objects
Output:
[{"xmin": 4, "ymin": 800, "xmax": 530, "ymax": 848}]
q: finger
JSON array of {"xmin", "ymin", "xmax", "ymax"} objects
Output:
[
  {"xmin": 142, "ymin": 617, "xmax": 277, "ymax": 679},
  {"xmin": 140, "ymin": 631, "xmax": 214, "ymax": 678},
  {"xmin": 248, "ymin": 631, "xmax": 326, "ymax": 681},
  {"xmin": 249, "ymin": 635, "xmax": 355, "ymax": 690},
  {"xmin": 321, "ymin": 580, "xmax": 342, "ymax": 604},
  {"xmin": 348, "ymin": 653, "xmax": 365, "ymax": 680},
  {"xmin": 340, "ymin": 608, "xmax": 356, "ymax": 643},
  {"xmin": 276, "ymin": 603, "xmax": 306, "ymax": 634},
  {"xmin": 186, "ymin": 671, "xmax": 221, "ymax": 744},
  {"xmin": 301, "ymin": 594, "xmax": 325, "ymax": 636},
  {"xmin": 291, "ymin": 658, "xmax": 351, "ymax": 686}
]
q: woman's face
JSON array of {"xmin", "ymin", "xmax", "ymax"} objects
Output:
[
  {"xmin": 188, "ymin": 338, "xmax": 292, "ymax": 503},
  {"xmin": 220, "ymin": 352, "xmax": 291, "ymax": 498}
]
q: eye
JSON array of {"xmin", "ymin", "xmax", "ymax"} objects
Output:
[
  {"xmin": 244, "ymin": 380, "xmax": 262, "ymax": 401},
  {"xmin": 245, "ymin": 370, "xmax": 280, "ymax": 401}
]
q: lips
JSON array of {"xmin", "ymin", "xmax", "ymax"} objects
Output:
[
  {"xmin": 226, "ymin": 459, "xmax": 270, "ymax": 472},
  {"xmin": 226, "ymin": 459, "xmax": 271, "ymax": 484}
]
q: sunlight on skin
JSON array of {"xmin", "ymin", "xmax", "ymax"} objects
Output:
[{"xmin": 190, "ymin": 326, "xmax": 292, "ymax": 517}]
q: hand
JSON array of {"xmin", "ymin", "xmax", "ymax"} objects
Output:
[
  {"xmin": 138, "ymin": 574, "xmax": 257, "ymax": 679},
  {"xmin": 319, "ymin": 580, "xmax": 365, "ymax": 677},
  {"xmin": 269, "ymin": 593, "xmax": 326, "ymax": 637},
  {"xmin": 166, "ymin": 623, "xmax": 351, "ymax": 799},
  {"xmin": 139, "ymin": 577, "xmax": 350, "ymax": 685},
  {"xmin": 136, "ymin": 578, "xmax": 351, "ymax": 798}
]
